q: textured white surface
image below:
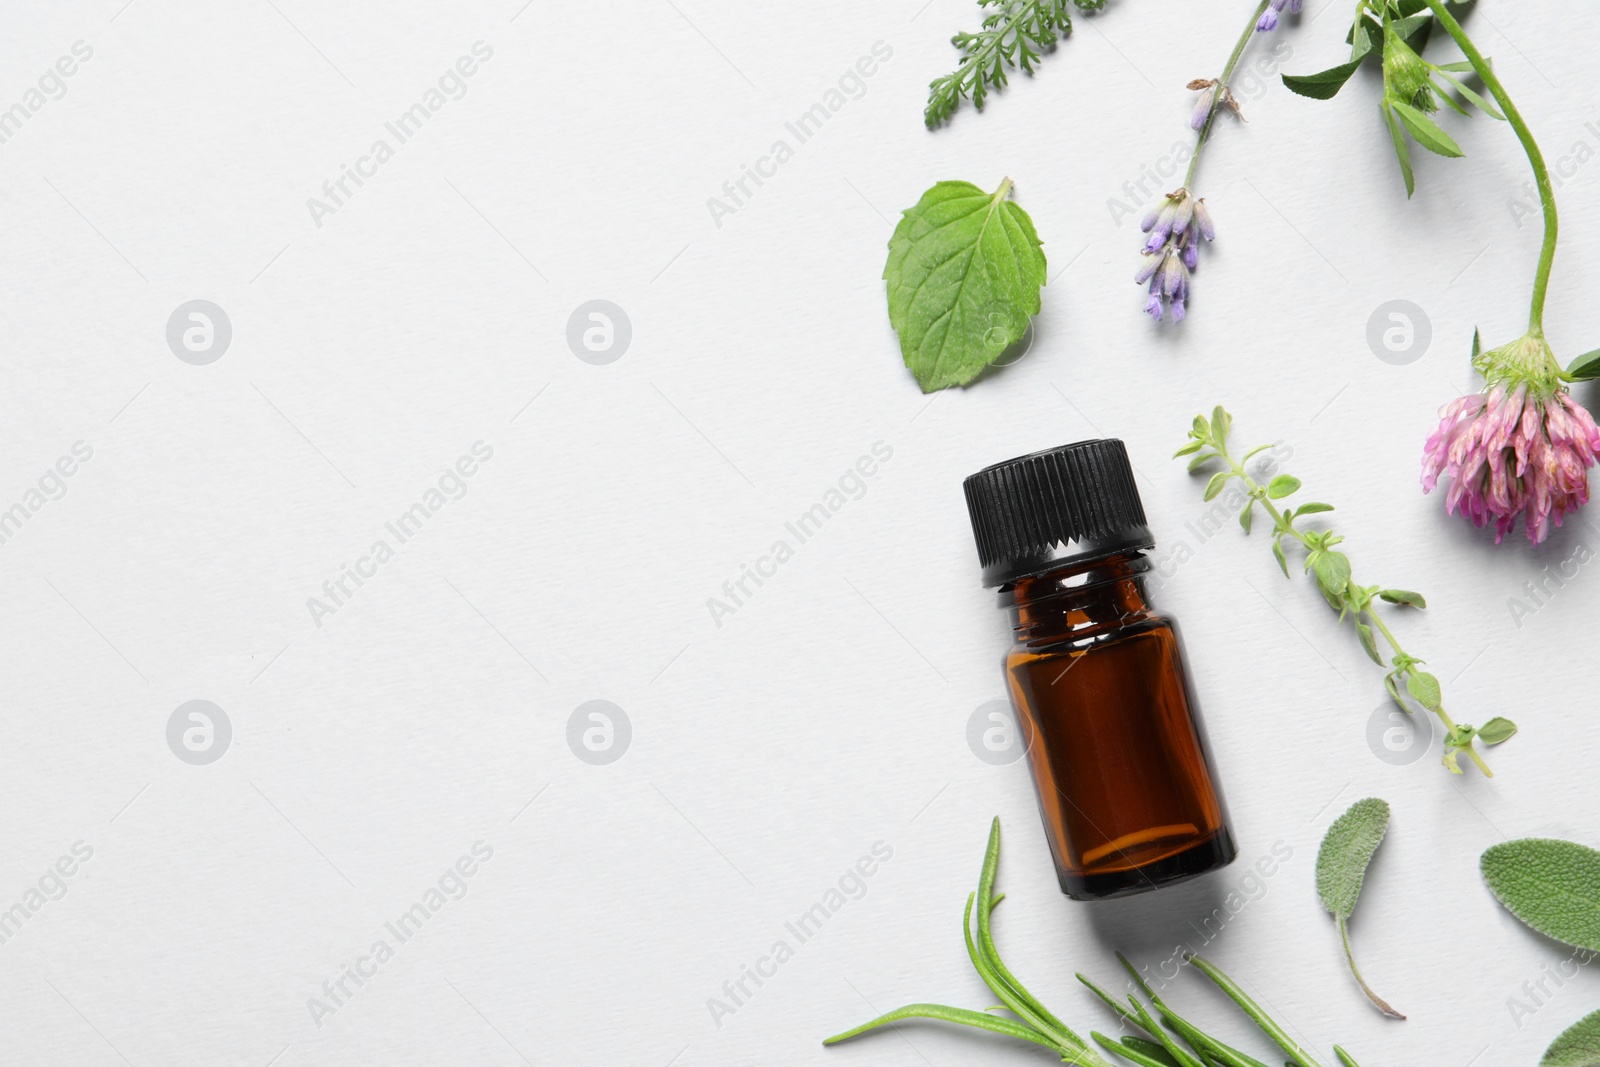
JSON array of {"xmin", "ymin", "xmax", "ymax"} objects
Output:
[{"xmin": 0, "ymin": 1, "xmax": 1597, "ymax": 1064}]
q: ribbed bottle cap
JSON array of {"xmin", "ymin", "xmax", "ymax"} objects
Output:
[{"xmin": 963, "ymin": 439, "xmax": 1154, "ymax": 586}]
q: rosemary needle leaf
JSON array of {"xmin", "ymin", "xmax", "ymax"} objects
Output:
[
  {"xmin": 1186, "ymin": 955, "xmax": 1326, "ymax": 1067},
  {"xmin": 1077, "ymin": 973, "xmax": 1140, "ymax": 1026},
  {"xmin": 1334, "ymin": 1047, "xmax": 1363, "ymax": 1067},
  {"xmin": 1093, "ymin": 1032, "xmax": 1180, "ymax": 1067},
  {"xmin": 821, "ymin": 1003, "xmax": 1059, "ymax": 1049}
]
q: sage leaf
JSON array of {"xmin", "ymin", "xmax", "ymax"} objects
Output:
[
  {"xmin": 1567, "ymin": 347, "xmax": 1600, "ymax": 382},
  {"xmin": 1377, "ymin": 588, "xmax": 1426, "ymax": 608},
  {"xmin": 885, "ymin": 179, "xmax": 1046, "ymax": 392},
  {"xmin": 1282, "ymin": 58, "xmax": 1365, "ymax": 100},
  {"xmin": 1266, "ymin": 475, "xmax": 1301, "ymax": 499},
  {"xmin": 1391, "ymin": 100, "xmax": 1465, "ymax": 158},
  {"xmin": 1481, "ymin": 839, "xmax": 1600, "ymax": 953},
  {"xmin": 1544, "ymin": 1008, "xmax": 1600, "ymax": 1067},
  {"xmin": 1317, "ymin": 798, "xmax": 1403, "ymax": 1019}
]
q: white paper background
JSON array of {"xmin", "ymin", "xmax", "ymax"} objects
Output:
[{"xmin": 0, "ymin": 1, "xmax": 1596, "ymax": 1064}]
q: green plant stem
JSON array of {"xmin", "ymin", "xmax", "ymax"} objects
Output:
[
  {"xmin": 1219, "ymin": 447, "xmax": 1494, "ymax": 776},
  {"xmin": 1336, "ymin": 916, "xmax": 1404, "ymax": 1019},
  {"xmin": 1185, "ymin": 1, "xmax": 1273, "ymax": 187},
  {"xmin": 1421, "ymin": 0, "xmax": 1556, "ymax": 336}
]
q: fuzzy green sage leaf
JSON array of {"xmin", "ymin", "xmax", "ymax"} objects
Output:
[
  {"xmin": 885, "ymin": 179, "xmax": 1046, "ymax": 392},
  {"xmin": 1317, "ymin": 798, "xmax": 1403, "ymax": 1019},
  {"xmin": 1543, "ymin": 1007, "xmax": 1600, "ymax": 1067},
  {"xmin": 1482, "ymin": 839, "xmax": 1600, "ymax": 954}
]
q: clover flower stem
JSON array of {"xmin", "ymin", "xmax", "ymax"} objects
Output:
[
  {"xmin": 1422, "ymin": 0, "xmax": 1556, "ymax": 336},
  {"xmin": 1218, "ymin": 443, "xmax": 1495, "ymax": 777},
  {"xmin": 1184, "ymin": 0, "xmax": 1273, "ymax": 188}
]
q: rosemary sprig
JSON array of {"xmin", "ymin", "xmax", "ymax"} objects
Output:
[
  {"xmin": 924, "ymin": 0, "xmax": 1106, "ymax": 129},
  {"xmin": 1176, "ymin": 406, "xmax": 1518, "ymax": 775},
  {"xmin": 823, "ymin": 818, "xmax": 1363, "ymax": 1067}
]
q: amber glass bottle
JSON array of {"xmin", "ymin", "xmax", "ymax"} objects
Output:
[{"xmin": 964, "ymin": 439, "xmax": 1235, "ymax": 900}]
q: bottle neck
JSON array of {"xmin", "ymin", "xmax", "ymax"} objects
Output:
[{"xmin": 998, "ymin": 551, "xmax": 1156, "ymax": 645}]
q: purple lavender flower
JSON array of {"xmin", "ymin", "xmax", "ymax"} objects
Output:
[
  {"xmin": 1256, "ymin": 0, "xmax": 1301, "ymax": 33},
  {"xmin": 1190, "ymin": 83, "xmax": 1216, "ymax": 130},
  {"xmin": 1136, "ymin": 188, "xmax": 1213, "ymax": 323}
]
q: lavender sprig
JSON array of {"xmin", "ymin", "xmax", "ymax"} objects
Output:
[{"xmin": 1136, "ymin": 0, "xmax": 1296, "ymax": 322}]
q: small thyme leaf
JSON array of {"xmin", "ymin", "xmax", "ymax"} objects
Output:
[
  {"xmin": 1266, "ymin": 474, "xmax": 1301, "ymax": 499},
  {"xmin": 1377, "ymin": 588, "xmax": 1426, "ymax": 608},
  {"xmin": 1317, "ymin": 798, "xmax": 1403, "ymax": 1019},
  {"xmin": 1405, "ymin": 670, "xmax": 1442, "ymax": 711},
  {"xmin": 1477, "ymin": 716, "xmax": 1517, "ymax": 744}
]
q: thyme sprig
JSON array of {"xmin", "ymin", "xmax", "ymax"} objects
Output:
[
  {"xmin": 823, "ymin": 819, "xmax": 1364, "ymax": 1066},
  {"xmin": 1177, "ymin": 406, "xmax": 1517, "ymax": 775}
]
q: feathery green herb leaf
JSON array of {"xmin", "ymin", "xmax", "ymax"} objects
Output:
[{"xmin": 925, "ymin": 0, "xmax": 1106, "ymax": 128}]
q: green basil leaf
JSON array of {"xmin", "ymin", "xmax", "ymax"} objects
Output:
[
  {"xmin": 1317, "ymin": 798, "xmax": 1391, "ymax": 921},
  {"xmin": 1282, "ymin": 58, "xmax": 1367, "ymax": 100},
  {"xmin": 1377, "ymin": 588, "xmax": 1427, "ymax": 608},
  {"xmin": 885, "ymin": 179, "xmax": 1047, "ymax": 392},
  {"xmin": 1543, "ymin": 1008, "xmax": 1600, "ymax": 1067},
  {"xmin": 1482, "ymin": 839, "xmax": 1600, "ymax": 954},
  {"xmin": 1391, "ymin": 100, "xmax": 1465, "ymax": 158},
  {"xmin": 1266, "ymin": 475, "xmax": 1301, "ymax": 499},
  {"xmin": 1567, "ymin": 347, "xmax": 1600, "ymax": 382}
]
